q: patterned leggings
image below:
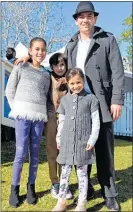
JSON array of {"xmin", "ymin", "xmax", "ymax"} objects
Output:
[
  {"xmin": 59, "ymin": 164, "xmax": 88, "ymax": 201},
  {"xmin": 12, "ymin": 118, "xmax": 44, "ymax": 186}
]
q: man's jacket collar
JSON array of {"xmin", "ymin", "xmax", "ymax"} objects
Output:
[{"xmin": 70, "ymin": 26, "xmax": 104, "ymax": 42}]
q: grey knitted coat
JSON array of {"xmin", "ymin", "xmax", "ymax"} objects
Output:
[{"xmin": 56, "ymin": 90, "xmax": 99, "ymax": 166}]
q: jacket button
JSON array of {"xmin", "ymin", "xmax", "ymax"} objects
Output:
[
  {"xmin": 71, "ymin": 116, "xmax": 75, "ymax": 120},
  {"xmin": 97, "ymin": 77, "xmax": 101, "ymax": 82},
  {"xmin": 72, "ymin": 99, "xmax": 77, "ymax": 103},
  {"xmin": 70, "ymin": 129, "xmax": 74, "ymax": 132},
  {"xmin": 73, "ymin": 106, "xmax": 76, "ymax": 110},
  {"xmin": 100, "ymin": 90, "xmax": 104, "ymax": 94},
  {"xmin": 95, "ymin": 65, "xmax": 100, "ymax": 69}
]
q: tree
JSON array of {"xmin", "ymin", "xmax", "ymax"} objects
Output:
[
  {"xmin": 2, "ymin": 2, "xmax": 75, "ymax": 56},
  {"xmin": 121, "ymin": 15, "xmax": 132, "ymax": 62}
]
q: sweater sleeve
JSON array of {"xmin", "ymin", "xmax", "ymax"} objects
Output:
[
  {"xmin": 44, "ymin": 72, "xmax": 50, "ymax": 96},
  {"xmin": 56, "ymin": 114, "xmax": 65, "ymax": 145},
  {"xmin": 108, "ymin": 35, "xmax": 125, "ymax": 105},
  {"xmin": 87, "ymin": 109, "xmax": 100, "ymax": 147},
  {"xmin": 5, "ymin": 65, "xmax": 21, "ymax": 109}
]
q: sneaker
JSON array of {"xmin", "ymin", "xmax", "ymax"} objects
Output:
[
  {"xmin": 51, "ymin": 184, "xmax": 59, "ymax": 199},
  {"xmin": 66, "ymin": 188, "xmax": 73, "ymax": 200},
  {"xmin": 105, "ymin": 197, "xmax": 119, "ymax": 211}
]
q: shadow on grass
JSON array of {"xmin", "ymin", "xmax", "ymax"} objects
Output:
[
  {"xmin": 1, "ymin": 139, "xmax": 48, "ymax": 165},
  {"xmin": 18, "ymin": 188, "xmax": 51, "ymax": 204},
  {"xmin": 87, "ymin": 201, "xmax": 105, "ymax": 212},
  {"xmin": 115, "ymin": 136, "xmax": 133, "ymax": 142},
  {"xmin": 37, "ymin": 189, "xmax": 51, "ymax": 198},
  {"xmin": 115, "ymin": 138, "xmax": 133, "ymax": 147},
  {"xmin": 67, "ymin": 188, "xmax": 102, "ymax": 211},
  {"xmin": 115, "ymin": 166, "xmax": 133, "ymax": 204},
  {"xmin": 68, "ymin": 165, "xmax": 132, "ymax": 211}
]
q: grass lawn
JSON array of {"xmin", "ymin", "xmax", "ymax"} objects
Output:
[{"xmin": 1, "ymin": 138, "xmax": 132, "ymax": 211}]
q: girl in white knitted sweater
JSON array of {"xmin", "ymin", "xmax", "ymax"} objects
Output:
[{"xmin": 6, "ymin": 37, "xmax": 50, "ymax": 208}]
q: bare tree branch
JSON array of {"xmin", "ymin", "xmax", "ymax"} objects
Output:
[{"xmin": 2, "ymin": 2, "xmax": 75, "ymax": 57}]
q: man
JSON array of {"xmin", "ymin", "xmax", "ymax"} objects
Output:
[
  {"xmin": 6, "ymin": 47, "xmax": 17, "ymax": 64},
  {"xmin": 64, "ymin": 2, "xmax": 125, "ymax": 211}
]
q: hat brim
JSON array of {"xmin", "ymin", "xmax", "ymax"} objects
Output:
[{"xmin": 73, "ymin": 10, "xmax": 99, "ymax": 19}]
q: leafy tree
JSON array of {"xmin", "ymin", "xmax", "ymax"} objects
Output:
[{"xmin": 121, "ymin": 15, "xmax": 132, "ymax": 62}]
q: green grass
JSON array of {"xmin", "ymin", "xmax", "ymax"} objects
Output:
[{"xmin": 1, "ymin": 138, "xmax": 132, "ymax": 211}]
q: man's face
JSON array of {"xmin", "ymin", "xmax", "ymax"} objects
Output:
[
  {"xmin": 52, "ymin": 57, "xmax": 66, "ymax": 76},
  {"xmin": 75, "ymin": 12, "xmax": 97, "ymax": 33}
]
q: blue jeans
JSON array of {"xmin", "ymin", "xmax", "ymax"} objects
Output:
[{"xmin": 12, "ymin": 118, "xmax": 44, "ymax": 186}]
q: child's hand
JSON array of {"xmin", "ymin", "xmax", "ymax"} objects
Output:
[
  {"xmin": 54, "ymin": 104, "xmax": 59, "ymax": 111},
  {"xmin": 59, "ymin": 77, "xmax": 67, "ymax": 84},
  {"xmin": 86, "ymin": 144, "xmax": 94, "ymax": 151},
  {"xmin": 14, "ymin": 56, "xmax": 30, "ymax": 65},
  {"xmin": 57, "ymin": 143, "xmax": 60, "ymax": 150}
]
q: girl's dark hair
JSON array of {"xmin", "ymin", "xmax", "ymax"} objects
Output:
[
  {"xmin": 49, "ymin": 53, "xmax": 67, "ymax": 69},
  {"xmin": 66, "ymin": 68, "xmax": 84, "ymax": 82},
  {"xmin": 30, "ymin": 37, "xmax": 47, "ymax": 48}
]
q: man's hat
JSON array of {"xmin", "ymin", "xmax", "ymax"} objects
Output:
[{"xmin": 73, "ymin": 1, "xmax": 99, "ymax": 19}]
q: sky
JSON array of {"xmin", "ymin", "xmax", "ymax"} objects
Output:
[
  {"xmin": 1, "ymin": 1, "xmax": 132, "ymax": 58},
  {"xmin": 62, "ymin": 1, "xmax": 132, "ymax": 57}
]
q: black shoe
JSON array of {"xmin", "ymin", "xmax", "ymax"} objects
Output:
[
  {"xmin": 73, "ymin": 183, "xmax": 94, "ymax": 205},
  {"xmin": 27, "ymin": 184, "xmax": 37, "ymax": 205},
  {"xmin": 9, "ymin": 185, "xmax": 20, "ymax": 207},
  {"xmin": 105, "ymin": 197, "xmax": 119, "ymax": 211}
]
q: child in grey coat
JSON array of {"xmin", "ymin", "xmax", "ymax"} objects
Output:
[{"xmin": 52, "ymin": 68, "xmax": 100, "ymax": 212}]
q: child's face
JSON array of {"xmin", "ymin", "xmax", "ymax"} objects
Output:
[
  {"xmin": 29, "ymin": 41, "xmax": 46, "ymax": 65},
  {"xmin": 52, "ymin": 57, "xmax": 66, "ymax": 76},
  {"xmin": 68, "ymin": 74, "xmax": 84, "ymax": 94}
]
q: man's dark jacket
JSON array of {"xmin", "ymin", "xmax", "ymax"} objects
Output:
[{"xmin": 64, "ymin": 26, "xmax": 125, "ymax": 123}]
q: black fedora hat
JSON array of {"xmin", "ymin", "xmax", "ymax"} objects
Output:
[{"xmin": 73, "ymin": 1, "xmax": 99, "ymax": 19}]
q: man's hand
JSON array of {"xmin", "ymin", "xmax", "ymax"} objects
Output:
[
  {"xmin": 14, "ymin": 55, "xmax": 30, "ymax": 65},
  {"xmin": 110, "ymin": 104, "xmax": 122, "ymax": 121}
]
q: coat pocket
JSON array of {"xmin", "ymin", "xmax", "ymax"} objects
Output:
[{"xmin": 102, "ymin": 81, "xmax": 112, "ymax": 105}]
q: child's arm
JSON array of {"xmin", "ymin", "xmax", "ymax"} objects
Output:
[
  {"xmin": 56, "ymin": 114, "xmax": 65, "ymax": 149},
  {"xmin": 86, "ymin": 109, "xmax": 100, "ymax": 151},
  {"xmin": 86, "ymin": 95, "xmax": 100, "ymax": 151},
  {"xmin": 56, "ymin": 97, "xmax": 65, "ymax": 149},
  {"xmin": 5, "ymin": 65, "xmax": 21, "ymax": 109}
]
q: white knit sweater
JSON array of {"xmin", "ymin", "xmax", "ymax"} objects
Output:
[{"xmin": 5, "ymin": 62, "xmax": 50, "ymax": 122}]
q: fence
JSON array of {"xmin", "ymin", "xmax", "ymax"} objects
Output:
[{"xmin": 114, "ymin": 92, "xmax": 132, "ymax": 137}]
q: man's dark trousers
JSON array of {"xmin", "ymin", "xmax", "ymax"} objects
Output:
[{"xmin": 88, "ymin": 122, "xmax": 118, "ymax": 198}]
